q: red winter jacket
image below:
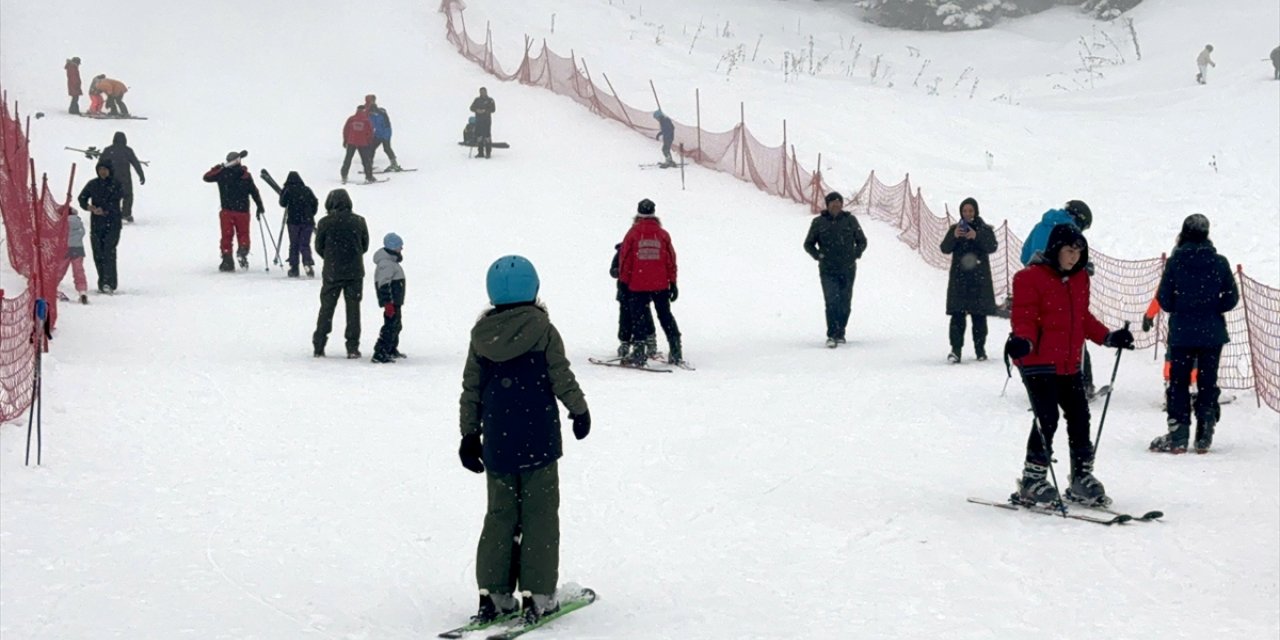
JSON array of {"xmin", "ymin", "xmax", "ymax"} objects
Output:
[
  {"xmin": 1011, "ymin": 263, "xmax": 1110, "ymax": 375},
  {"xmin": 65, "ymin": 61, "xmax": 82, "ymax": 97},
  {"xmin": 619, "ymin": 217, "xmax": 677, "ymax": 293},
  {"xmin": 343, "ymin": 112, "xmax": 374, "ymax": 147}
]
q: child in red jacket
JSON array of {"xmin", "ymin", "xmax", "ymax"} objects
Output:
[{"xmin": 1004, "ymin": 224, "xmax": 1134, "ymax": 507}]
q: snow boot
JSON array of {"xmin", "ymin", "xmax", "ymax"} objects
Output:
[
  {"xmin": 346, "ymin": 348, "xmax": 362, "ymax": 360},
  {"xmin": 219, "ymin": 253, "xmax": 235, "ymax": 272},
  {"xmin": 825, "ymin": 337, "xmax": 838, "ymax": 349},
  {"xmin": 975, "ymin": 346, "xmax": 987, "ymax": 361},
  {"xmin": 667, "ymin": 336, "xmax": 684, "ymax": 366},
  {"xmin": 947, "ymin": 349, "xmax": 961, "ymax": 364},
  {"xmin": 1065, "ymin": 456, "xmax": 1110, "ymax": 506},
  {"xmin": 1194, "ymin": 418, "xmax": 1216, "ymax": 454},
  {"xmin": 1150, "ymin": 420, "xmax": 1189, "ymax": 454},
  {"xmin": 79, "ymin": 293, "xmax": 89, "ymax": 305},
  {"xmin": 472, "ymin": 589, "xmax": 520, "ymax": 624},
  {"xmin": 1014, "ymin": 461, "xmax": 1059, "ymax": 506},
  {"xmin": 304, "ymin": 264, "xmax": 315, "ymax": 278},
  {"xmin": 287, "ymin": 267, "xmax": 300, "ymax": 278},
  {"xmin": 835, "ymin": 336, "xmax": 847, "ymax": 345},
  {"xmin": 388, "ymin": 163, "xmax": 403, "ymax": 172},
  {"xmin": 370, "ymin": 352, "xmax": 396, "ymax": 364},
  {"xmin": 390, "ymin": 350, "xmax": 407, "ymax": 359},
  {"xmin": 520, "ymin": 592, "xmax": 559, "ymax": 624},
  {"xmin": 236, "ymin": 249, "xmax": 250, "ymax": 271},
  {"xmin": 122, "ymin": 215, "xmax": 134, "ymax": 224}
]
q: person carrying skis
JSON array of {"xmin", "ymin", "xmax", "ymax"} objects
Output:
[
  {"xmin": 1149, "ymin": 214, "xmax": 1239, "ymax": 454},
  {"xmin": 61, "ymin": 207, "xmax": 90, "ymax": 304},
  {"xmin": 364, "ymin": 94, "xmax": 402, "ymax": 172},
  {"xmin": 1004, "ymin": 224, "xmax": 1134, "ymax": 507},
  {"xmin": 279, "ymin": 171, "xmax": 319, "ymax": 278},
  {"xmin": 457, "ymin": 254, "xmax": 590, "ymax": 626},
  {"xmin": 341, "ymin": 105, "xmax": 376, "ymax": 184},
  {"xmin": 76, "ymin": 161, "xmax": 125, "ymax": 294},
  {"xmin": 312, "ymin": 189, "xmax": 370, "ymax": 359},
  {"xmin": 94, "ymin": 75, "xmax": 130, "ymax": 116},
  {"xmin": 65, "ymin": 57, "xmax": 82, "ymax": 114},
  {"xmin": 370, "ymin": 232, "xmax": 407, "ymax": 364},
  {"xmin": 940, "ymin": 197, "xmax": 997, "ymax": 363},
  {"xmin": 610, "ymin": 242, "xmax": 656, "ymax": 360},
  {"xmin": 469, "ymin": 87, "xmax": 496, "ymax": 159},
  {"xmin": 804, "ymin": 191, "xmax": 869, "ymax": 348},
  {"xmin": 652, "ymin": 110, "xmax": 676, "ymax": 168},
  {"xmin": 1196, "ymin": 44, "xmax": 1216, "ymax": 84},
  {"xmin": 203, "ymin": 151, "xmax": 265, "ymax": 272},
  {"xmin": 98, "ymin": 131, "xmax": 145, "ymax": 223},
  {"xmin": 619, "ymin": 199, "xmax": 682, "ymax": 366}
]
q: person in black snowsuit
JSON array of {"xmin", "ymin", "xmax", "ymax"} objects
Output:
[
  {"xmin": 940, "ymin": 197, "xmax": 998, "ymax": 362},
  {"xmin": 653, "ymin": 110, "xmax": 676, "ymax": 167},
  {"xmin": 97, "ymin": 131, "xmax": 145, "ymax": 223},
  {"xmin": 469, "ymin": 88, "xmax": 496, "ymax": 158},
  {"xmin": 803, "ymin": 191, "xmax": 868, "ymax": 347},
  {"xmin": 313, "ymin": 189, "xmax": 370, "ymax": 358},
  {"xmin": 279, "ymin": 171, "xmax": 319, "ymax": 278},
  {"xmin": 76, "ymin": 160, "xmax": 125, "ymax": 293},
  {"xmin": 1149, "ymin": 214, "xmax": 1239, "ymax": 454}
]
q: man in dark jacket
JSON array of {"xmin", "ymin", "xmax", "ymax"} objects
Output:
[
  {"xmin": 364, "ymin": 94, "xmax": 401, "ymax": 172},
  {"xmin": 279, "ymin": 171, "xmax": 319, "ymax": 278},
  {"xmin": 940, "ymin": 197, "xmax": 998, "ymax": 362},
  {"xmin": 804, "ymin": 191, "xmax": 869, "ymax": 348},
  {"xmin": 98, "ymin": 131, "xmax": 145, "ymax": 223},
  {"xmin": 469, "ymin": 87, "xmax": 496, "ymax": 159},
  {"xmin": 1150, "ymin": 214, "xmax": 1239, "ymax": 454},
  {"xmin": 203, "ymin": 151, "xmax": 265, "ymax": 271},
  {"xmin": 76, "ymin": 161, "xmax": 124, "ymax": 293},
  {"xmin": 312, "ymin": 189, "xmax": 370, "ymax": 358},
  {"xmin": 653, "ymin": 110, "xmax": 676, "ymax": 167},
  {"xmin": 65, "ymin": 57, "xmax": 82, "ymax": 114}
]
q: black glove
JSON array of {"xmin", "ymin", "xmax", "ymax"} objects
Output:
[
  {"xmin": 1085, "ymin": 261, "xmax": 1095, "ymax": 276},
  {"xmin": 1141, "ymin": 316, "xmax": 1154, "ymax": 333},
  {"xmin": 458, "ymin": 433, "xmax": 485, "ymax": 474},
  {"xmin": 1104, "ymin": 327, "xmax": 1135, "ymax": 350},
  {"xmin": 256, "ymin": 206, "xmax": 265, "ymax": 216},
  {"xmin": 668, "ymin": 282, "xmax": 679, "ymax": 302},
  {"xmin": 1005, "ymin": 335, "xmax": 1033, "ymax": 360},
  {"xmin": 572, "ymin": 411, "xmax": 591, "ymax": 440}
]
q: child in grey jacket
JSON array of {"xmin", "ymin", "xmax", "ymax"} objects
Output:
[
  {"xmin": 62, "ymin": 207, "xmax": 89, "ymax": 304},
  {"xmin": 371, "ymin": 232, "xmax": 406, "ymax": 363}
]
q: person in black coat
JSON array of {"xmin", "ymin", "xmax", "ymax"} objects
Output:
[
  {"xmin": 97, "ymin": 131, "xmax": 145, "ymax": 223},
  {"xmin": 279, "ymin": 171, "xmax": 319, "ymax": 278},
  {"xmin": 803, "ymin": 191, "xmax": 869, "ymax": 347},
  {"xmin": 939, "ymin": 197, "xmax": 998, "ymax": 362},
  {"xmin": 1150, "ymin": 214, "xmax": 1239, "ymax": 454},
  {"xmin": 469, "ymin": 87, "xmax": 496, "ymax": 158},
  {"xmin": 76, "ymin": 160, "xmax": 125, "ymax": 293},
  {"xmin": 312, "ymin": 189, "xmax": 370, "ymax": 358}
]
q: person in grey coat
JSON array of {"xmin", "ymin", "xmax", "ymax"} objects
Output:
[
  {"xmin": 61, "ymin": 207, "xmax": 90, "ymax": 304},
  {"xmin": 1196, "ymin": 44, "xmax": 1215, "ymax": 84},
  {"xmin": 370, "ymin": 233, "xmax": 407, "ymax": 363},
  {"xmin": 803, "ymin": 191, "xmax": 868, "ymax": 348},
  {"xmin": 940, "ymin": 197, "xmax": 998, "ymax": 362}
]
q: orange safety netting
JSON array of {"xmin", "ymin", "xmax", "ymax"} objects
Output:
[{"xmin": 437, "ymin": 1, "xmax": 1280, "ymax": 412}]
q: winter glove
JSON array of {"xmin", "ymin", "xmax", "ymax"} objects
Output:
[
  {"xmin": 459, "ymin": 433, "xmax": 485, "ymax": 474},
  {"xmin": 1005, "ymin": 335, "xmax": 1033, "ymax": 360},
  {"xmin": 668, "ymin": 282, "xmax": 679, "ymax": 302},
  {"xmin": 571, "ymin": 411, "xmax": 591, "ymax": 440},
  {"xmin": 1142, "ymin": 316, "xmax": 1154, "ymax": 333},
  {"xmin": 256, "ymin": 205, "xmax": 265, "ymax": 216},
  {"xmin": 1104, "ymin": 327, "xmax": 1135, "ymax": 350},
  {"xmin": 1085, "ymin": 261, "xmax": 1095, "ymax": 277},
  {"xmin": 383, "ymin": 303, "xmax": 396, "ymax": 318},
  {"xmin": 138, "ymin": 176, "xmax": 145, "ymax": 186}
]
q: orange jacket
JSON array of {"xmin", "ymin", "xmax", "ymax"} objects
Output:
[{"xmin": 94, "ymin": 78, "xmax": 127, "ymax": 97}]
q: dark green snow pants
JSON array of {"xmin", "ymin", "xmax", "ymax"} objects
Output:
[{"xmin": 476, "ymin": 462, "xmax": 560, "ymax": 595}]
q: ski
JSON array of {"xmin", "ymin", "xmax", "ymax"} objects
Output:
[
  {"xmin": 458, "ymin": 141, "xmax": 511, "ymax": 149},
  {"xmin": 78, "ymin": 113, "xmax": 148, "ymax": 120},
  {"xmin": 1089, "ymin": 506, "xmax": 1164, "ymax": 522},
  {"xmin": 588, "ymin": 357, "xmax": 672, "ymax": 373},
  {"xmin": 437, "ymin": 612, "xmax": 522, "ymax": 639},
  {"xmin": 374, "ymin": 167, "xmax": 418, "ymax": 173},
  {"xmin": 967, "ymin": 497, "xmax": 1131, "ymax": 525},
  {"xmin": 349, "ymin": 178, "xmax": 389, "ymax": 186},
  {"xmin": 484, "ymin": 589, "xmax": 597, "ymax": 640},
  {"xmin": 639, "ymin": 162, "xmax": 685, "ymax": 170},
  {"xmin": 650, "ymin": 354, "xmax": 695, "ymax": 370}
]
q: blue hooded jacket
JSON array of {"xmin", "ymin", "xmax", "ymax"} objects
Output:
[
  {"xmin": 1020, "ymin": 209, "xmax": 1077, "ymax": 265},
  {"xmin": 368, "ymin": 108, "xmax": 392, "ymax": 140}
]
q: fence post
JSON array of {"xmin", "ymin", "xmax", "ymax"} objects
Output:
[
  {"xmin": 601, "ymin": 73, "xmax": 635, "ymax": 129},
  {"xmin": 781, "ymin": 119, "xmax": 788, "ymax": 197},
  {"xmin": 739, "ymin": 102, "xmax": 745, "ymax": 178},
  {"xmin": 695, "ymin": 88, "xmax": 702, "ymax": 162},
  {"xmin": 580, "ymin": 58, "xmax": 599, "ymax": 115},
  {"xmin": 1237, "ymin": 264, "xmax": 1263, "ymax": 408},
  {"xmin": 543, "ymin": 40, "xmax": 553, "ymax": 92},
  {"xmin": 813, "ymin": 152, "xmax": 822, "ymax": 213}
]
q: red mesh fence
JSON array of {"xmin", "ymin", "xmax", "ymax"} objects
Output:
[
  {"xmin": 1, "ymin": 89, "xmax": 72, "ymax": 423},
  {"xmin": 436, "ymin": 1, "xmax": 1279, "ymax": 413}
]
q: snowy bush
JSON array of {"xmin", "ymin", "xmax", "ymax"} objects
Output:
[
  {"xmin": 852, "ymin": 0, "xmax": 1143, "ymax": 31},
  {"xmin": 1077, "ymin": 0, "xmax": 1143, "ymax": 20}
]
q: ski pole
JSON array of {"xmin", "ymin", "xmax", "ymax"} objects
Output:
[
  {"xmin": 273, "ymin": 212, "xmax": 286, "ymax": 266},
  {"xmin": 1092, "ymin": 320, "xmax": 1130, "ymax": 455},
  {"xmin": 1027, "ymin": 410, "xmax": 1068, "ymax": 517},
  {"xmin": 255, "ymin": 213, "xmax": 270, "ymax": 272},
  {"xmin": 260, "ymin": 210, "xmax": 281, "ymax": 266}
]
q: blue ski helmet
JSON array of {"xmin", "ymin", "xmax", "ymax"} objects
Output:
[
  {"xmin": 383, "ymin": 232, "xmax": 403, "ymax": 251},
  {"xmin": 486, "ymin": 255, "xmax": 540, "ymax": 305}
]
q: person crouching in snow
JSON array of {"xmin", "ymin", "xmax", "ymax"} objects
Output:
[
  {"xmin": 370, "ymin": 233, "xmax": 406, "ymax": 363},
  {"xmin": 1004, "ymin": 224, "xmax": 1134, "ymax": 507},
  {"xmin": 457, "ymin": 255, "xmax": 591, "ymax": 625}
]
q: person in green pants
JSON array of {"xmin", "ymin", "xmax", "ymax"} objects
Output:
[{"xmin": 458, "ymin": 255, "xmax": 591, "ymax": 625}]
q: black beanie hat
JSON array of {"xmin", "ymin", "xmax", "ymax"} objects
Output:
[
  {"xmin": 1179, "ymin": 213, "xmax": 1210, "ymax": 244},
  {"xmin": 637, "ymin": 198, "xmax": 656, "ymax": 216},
  {"xmin": 825, "ymin": 191, "xmax": 843, "ymax": 204}
]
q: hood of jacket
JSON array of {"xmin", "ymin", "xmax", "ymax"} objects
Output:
[
  {"xmin": 284, "ymin": 171, "xmax": 305, "ymax": 188},
  {"xmin": 470, "ymin": 303, "xmax": 550, "ymax": 363},
  {"xmin": 373, "ymin": 247, "xmax": 402, "ymax": 266},
  {"xmin": 112, "ymin": 131, "xmax": 126, "ymax": 146},
  {"xmin": 325, "ymin": 188, "xmax": 353, "ymax": 213},
  {"xmin": 1041, "ymin": 223, "xmax": 1090, "ymax": 276},
  {"xmin": 95, "ymin": 160, "xmax": 115, "ymax": 179}
]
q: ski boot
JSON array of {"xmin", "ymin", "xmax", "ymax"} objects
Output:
[
  {"xmin": 370, "ymin": 352, "xmax": 396, "ymax": 364},
  {"xmin": 1064, "ymin": 456, "xmax": 1110, "ymax": 507},
  {"xmin": 667, "ymin": 336, "xmax": 684, "ymax": 366},
  {"xmin": 947, "ymin": 349, "xmax": 961, "ymax": 364},
  {"xmin": 645, "ymin": 334, "xmax": 658, "ymax": 359},
  {"xmin": 304, "ymin": 264, "xmax": 315, "ymax": 278},
  {"xmin": 1150, "ymin": 420, "xmax": 1189, "ymax": 454},
  {"xmin": 313, "ymin": 342, "xmax": 325, "ymax": 358},
  {"xmin": 99, "ymin": 285, "xmax": 114, "ymax": 295},
  {"xmin": 219, "ymin": 253, "xmax": 235, "ymax": 272},
  {"xmin": 835, "ymin": 335, "xmax": 847, "ymax": 345},
  {"xmin": 472, "ymin": 589, "xmax": 520, "ymax": 624},
  {"xmin": 626, "ymin": 341, "xmax": 648, "ymax": 367},
  {"xmin": 1194, "ymin": 418, "xmax": 1216, "ymax": 454},
  {"xmin": 341, "ymin": 175, "xmax": 348, "ymax": 185},
  {"xmin": 387, "ymin": 163, "xmax": 403, "ymax": 172},
  {"xmin": 1013, "ymin": 461, "xmax": 1059, "ymax": 506},
  {"xmin": 520, "ymin": 592, "xmax": 559, "ymax": 624},
  {"xmin": 79, "ymin": 293, "xmax": 89, "ymax": 305},
  {"xmin": 123, "ymin": 215, "xmax": 134, "ymax": 224},
  {"xmin": 236, "ymin": 248, "xmax": 250, "ymax": 271},
  {"xmin": 616, "ymin": 342, "xmax": 630, "ymax": 359},
  {"xmin": 390, "ymin": 350, "xmax": 407, "ymax": 359}
]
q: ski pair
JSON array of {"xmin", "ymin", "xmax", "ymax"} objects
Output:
[
  {"xmin": 588, "ymin": 356, "xmax": 672, "ymax": 373},
  {"xmin": 437, "ymin": 588, "xmax": 597, "ymax": 639},
  {"xmin": 968, "ymin": 497, "xmax": 1163, "ymax": 526}
]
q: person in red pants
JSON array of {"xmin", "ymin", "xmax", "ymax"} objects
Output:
[{"xmin": 203, "ymin": 151, "xmax": 265, "ymax": 272}]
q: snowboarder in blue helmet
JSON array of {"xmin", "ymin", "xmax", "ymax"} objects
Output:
[
  {"xmin": 459, "ymin": 254, "xmax": 591, "ymax": 626},
  {"xmin": 653, "ymin": 110, "xmax": 676, "ymax": 168}
]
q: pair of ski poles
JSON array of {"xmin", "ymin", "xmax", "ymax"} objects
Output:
[{"xmin": 254, "ymin": 211, "xmax": 287, "ymax": 272}]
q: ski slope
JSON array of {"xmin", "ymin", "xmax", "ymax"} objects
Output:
[{"xmin": 1, "ymin": 0, "xmax": 1277, "ymax": 638}]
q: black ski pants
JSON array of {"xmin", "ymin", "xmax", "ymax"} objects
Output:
[
  {"xmin": 373, "ymin": 137, "xmax": 397, "ymax": 164},
  {"xmin": 314, "ymin": 278, "xmax": 362, "ymax": 352},
  {"xmin": 69, "ymin": 96, "xmax": 80, "ymax": 115},
  {"xmin": 819, "ymin": 268, "xmax": 856, "ymax": 340},
  {"xmin": 1023, "ymin": 372, "xmax": 1094, "ymax": 467},
  {"xmin": 475, "ymin": 116, "xmax": 493, "ymax": 158},
  {"xmin": 121, "ymin": 191, "xmax": 134, "ymax": 219},
  {"xmin": 1166, "ymin": 344, "xmax": 1223, "ymax": 427},
  {"xmin": 949, "ymin": 313, "xmax": 988, "ymax": 355},
  {"xmin": 341, "ymin": 144, "xmax": 375, "ymax": 181},
  {"xmin": 616, "ymin": 285, "xmax": 655, "ymax": 343},
  {"xmin": 628, "ymin": 289, "xmax": 679, "ymax": 344},
  {"xmin": 373, "ymin": 307, "xmax": 403, "ymax": 358},
  {"xmin": 106, "ymin": 96, "xmax": 129, "ymax": 116},
  {"xmin": 89, "ymin": 213, "xmax": 122, "ymax": 291}
]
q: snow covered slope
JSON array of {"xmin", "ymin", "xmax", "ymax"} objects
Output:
[{"xmin": 1, "ymin": 0, "xmax": 1277, "ymax": 638}]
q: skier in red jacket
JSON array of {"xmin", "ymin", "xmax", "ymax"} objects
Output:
[
  {"xmin": 341, "ymin": 105, "xmax": 376, "ymax": 184},
  {"xmin": 1004, "ymin": 224, "xmax": 1134, "ymax": 507},
  {"xmin": 619, "ymin": 198, "xmax": 682, "ymax": 366}
]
